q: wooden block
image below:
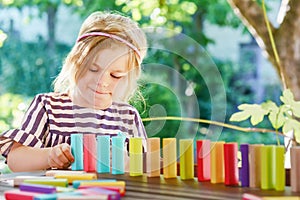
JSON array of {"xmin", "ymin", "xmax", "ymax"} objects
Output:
[
  {"xmin": 179, "ymin": 139, "xmax": 194, "ymax": 180},
  {"xmin": 83, "ymin": 134, "xmax": 96, "ymax": 172},
  {"xmin": 112, "ymin": 136, "xmax": 125, "ymax": 175},
  {"xmin": 291, "ymin": 146, "xmax": 300, "ymax": 192},
  {"xmin": 146, "ymin": 137, "xmax": 161, "ymax": 177},
  {"xmin": 129, "ymin": 137, "xmax": 143, "ymax": 176},
  {"xmin": 249, "ymin": 144, "xmax": 263, "ymax": 188},
  {"xmin": 260, "ymin": 145, "xmax": 274, "ymax": 190},
  {"xmin": 96, "ymin": 135, "xmax": 110, "ymax": 173},
  {"xmin": 240, "ymin": 144, "xmax": 249, "ymax": 187},
  {"xmin": 71, "ymin": 134, "xmax": 84, "ymax": 171},
  {"xmin": 210, "ymin": 141, "xmax": 225, "ymax": 184},
  {"xmin": 224, "ymin": 142, "xmax": 239, "ymax": 186},
  {"xmin": 196, "ymin": 140, "xmax": 211, "ymax": 181},
  {"xmin": 163, "ymin": 138, "xmax": 177, "ymax": 178}
]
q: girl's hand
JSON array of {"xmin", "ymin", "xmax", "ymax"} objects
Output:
[{"xmin": 48, "ymin": 143, "xmax": 74, "ymax": 169}]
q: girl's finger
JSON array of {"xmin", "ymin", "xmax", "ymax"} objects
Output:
[
  {"xmin": 48, "ymin": 148, "xmax": 62, "ymax": 169},
  {"xmin": 61, "ymin": 143, "xmax": 75, "ymax": 163},
  {"xmin": 50, "ymin": 145, "xmax": 69, "ymax": 168}
]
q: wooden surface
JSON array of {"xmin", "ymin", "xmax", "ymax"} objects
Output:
[
  {"xmin": 0, "ymin": 170, "xmax": 298, "ymax": 200},
  {"xmin": 98, "ymin": 173, "xmax": 299, "ymax": 200}
]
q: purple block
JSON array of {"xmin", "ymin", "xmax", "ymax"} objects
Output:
[
  {"xmin": 240, "ymin": 144, "xmax": 249, "ymax": 187},
  {"xmin": 19, "ymin": 183, "xmax": 56, "ymax": 194}
]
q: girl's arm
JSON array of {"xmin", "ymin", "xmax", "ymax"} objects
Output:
[{"xmin": 7, "ymin": 142, "xmax": 74, "ymax": 172}]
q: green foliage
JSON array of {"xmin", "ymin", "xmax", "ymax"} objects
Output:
[
  {"xmin": 0, "ymin": 30, "xmax": 7, "ymax": 47},
  {"xmin": 0, "ymin": 0, "xmax": 277, "ymax": 145},
  {"xmin": 139, "ymin": 83, "xmax": 181, "ymax": 138},
  {"xmin": 230, "ymin": 89, "xmax": 300, "ymax": 143},
  {"xmin": 0, "ymin": 35, "xmax": 70, "ymax": 96},
  {"xmin": 0, "ymin": 93, "xmax": 30, "ymax": 133}
]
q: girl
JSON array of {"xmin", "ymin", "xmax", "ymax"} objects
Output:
[{"xmin": 0, "ymin": 11, "xmax": 148, "ymax": 172}]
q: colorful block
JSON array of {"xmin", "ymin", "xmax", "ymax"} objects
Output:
[
  {"xmin": 163, "ymin": 138, "xmax": 177, "ymax": 178},
  {"xmin": 96, "ymin": 135, "xmax": 110, "ymax": 173},
  {"xmin": 210, "ymin": 141, "xmax": 225, "ymax": 183},
  {"xmin": 146, "ymin": 137, "xmax": 161, "ymax": 177},
  {"xmin": 179, "ymin": 139, "xmax": 194, "ymax": 180},
  {"xmin": 196, "ymin": 140, "xmax": 211, "ymax": 181},
  {"xmin": 129, "ymin": 137, "xmax": 143, "ymax": 176}
]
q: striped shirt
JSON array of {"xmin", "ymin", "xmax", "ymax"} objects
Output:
[{"xmin": 0, "ymin": 93, "xmax": 147, "ymax": 158}]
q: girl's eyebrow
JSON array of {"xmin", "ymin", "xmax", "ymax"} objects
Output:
[
  {"xmin": 92, "ymin": 63, "xmax": 101, "ymax": 68},
  {"xmin": 93, "ymin": 63, "xmax": 128, "ymax": 73}
]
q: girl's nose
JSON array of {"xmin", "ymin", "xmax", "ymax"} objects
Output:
[
  {"xmin": 100, "ymin": 82, "xmax": 109, "ymax": 87},
  {"xmin": 97, "ymin": 71, "xmax": 110, "ymax": 87}
]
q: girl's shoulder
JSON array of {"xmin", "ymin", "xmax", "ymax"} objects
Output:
[
  {"xmin": 33, "ymin": 92, "xmax": 72, "ymax": 104},
  {"xmin": 111, "ymin": 102, "xmax": 140, "ymax": 115},
  {"xmin": 112, "ymin": 101, "xmax": 137, "ymax": 110},
  {"xmin": 34, "ymin": 92, "xmax": 69, "ymax": 98}
]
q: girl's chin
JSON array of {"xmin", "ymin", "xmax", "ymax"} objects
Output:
[
  {"xmin": 93, "ymin": 100, "xmax": 112, "ymax": 109},
  {"xmin": 93, "ymin": 103, "xmax": 112, "ymax": 110}
]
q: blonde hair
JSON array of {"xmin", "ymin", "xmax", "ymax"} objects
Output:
[{"xmin": 53, "ymin": 11, "xmax": 147, "ymax": 102}]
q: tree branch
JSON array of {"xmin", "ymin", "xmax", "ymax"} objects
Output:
[
  {"xmin": 142, "ymin": 116, "xmax": 296, "ymax": 143},
  {"xmin": 226, "ymin": 0, "xmax": 279, "ymax": 73}
]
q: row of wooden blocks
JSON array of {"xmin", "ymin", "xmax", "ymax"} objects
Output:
[{"xmin": 70, "ymin": 134, "xmax": 300, "ymax": 192}]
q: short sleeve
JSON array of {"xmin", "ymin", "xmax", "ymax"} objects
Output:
[{"xmin": 0, "ymin": 94, "xmax": 49, "ymax": 158}]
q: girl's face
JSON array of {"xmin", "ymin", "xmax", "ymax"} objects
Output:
[{"xmin": 72, "ymin": 45, "xmax": 129, "ymax": 109}]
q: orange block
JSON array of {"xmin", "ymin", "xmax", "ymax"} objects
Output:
[
  {"xmin": 210, "ymin": 141, "xmax": 225, "ymax": 183},
  {"xmin": 147, "ymin": 138, "xmax": 161, "ymax": 177}
]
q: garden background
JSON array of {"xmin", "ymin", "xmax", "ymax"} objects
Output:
[{"xmin": 0, "ymin": 0, "xmax": 292, "ymax": 172}]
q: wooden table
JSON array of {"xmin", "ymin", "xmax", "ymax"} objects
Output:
[
  {"xmin": 98, "ymin": 173, "xmax": 300, "ymax": 200},
  {"xmin": 1, "ymin": 172, "xmax": 300, "ymax": 200}
]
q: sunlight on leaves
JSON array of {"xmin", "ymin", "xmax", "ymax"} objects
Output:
[
  {"xmin": 1, "ymin": 0, "xmax": 14, "ymax": 6},
  {"xmin": 283, "ymin": 119, "xmax": 300, "ymax": 143},
  {"xmin": 280, "ymin": 89, "xmax": 300, "ymax": 118},
  {"xmin": 132, "ymin": 8, "xmax": 142, "ymax": 21},
  {"xmin": 0, "ymin": 30, "xmax": 8, "ymax": 48},
  {"xmin": 181, "ymin": 1, "xmax": 197, "ymax": 15},
  {"xmin": 230, "ymin": 89, "xmax": 300, "ymax": 143},
  {"xmin": 229, "ymin": 104, "xmax": 269, "ymax": 125},
  {"xmin": 261, "ymin": 101, "xmax": 286, "ymax": 129},
  {"xmin": 280, "ymin": 89, "xmax": 294, "ymax": 105}
]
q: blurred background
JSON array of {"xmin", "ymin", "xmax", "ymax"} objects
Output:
[{"xmin": 0, "ymin": 0, "xmax": 285, "ymax": 172}]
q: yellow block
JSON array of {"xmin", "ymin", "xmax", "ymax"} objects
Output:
[
  {"xmin": 54, "ymin": 173, "xmax": 97, "ymax": 184},
  {"xmin": 129, "ymin": 137, "xmax": 143, "ymax": 176},
  {"xmin": 163, "ymin": 138, "xmax": 177, "ymax": 178},
  {"xmin": 179, "ymin": 139, "xmax": 194, "ymax": 180}
]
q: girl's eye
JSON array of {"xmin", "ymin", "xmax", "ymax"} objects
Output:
[
  {"xmin": 89, "ymin": 68, "xmax": 98, "ymax": 72},
  {"xmin": 111, "ymin": 74, "xmax": 122, "ymax": 79}
]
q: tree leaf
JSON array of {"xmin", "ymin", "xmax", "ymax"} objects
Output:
[
  {"xmin": 291, "ymin": 102, "xmax": 300, "ymax": 118},
  {"xmin": 229, "ymin": 111, "xmax": 250, "ymax": 122},
  {"xmin": 268, "ymin": 108, "xmax": 286, "ymax": 129},
  {"xmin": 282, "ymin": 119, "xmax": 300, "ymax": 143},
  {"xmin": 261, "ymin": 101, "xmax": 278, "ymax": 112},
  {"xmin": 280, "ymin": 89, "xmax": 294, "ymax": 105},
  {"xmin": 250, "ymin": 110, "xmax": 266, "ymax": 126},
  {"xmin": 279, "ymin": 89, "xmax": 300, "ymax": 118},
  {"xmin": 230, "ymin": 104, "xmax": 269, "ymax": 125},
  {"xmin": 261, "ymin": 102, "xmax": 286, "ymax": 129}
]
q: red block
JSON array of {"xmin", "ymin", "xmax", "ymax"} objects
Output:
[
  {"xmin": 224, "ymin": 142, "xmax": 239, "ymax": 186},
  {"xmin": 196, "ymin": 140, "xmax": 211, "ymax": 181},
  {"xmin": 83, "ymin": 134, "xmax": 97, "ymax": 172}
]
